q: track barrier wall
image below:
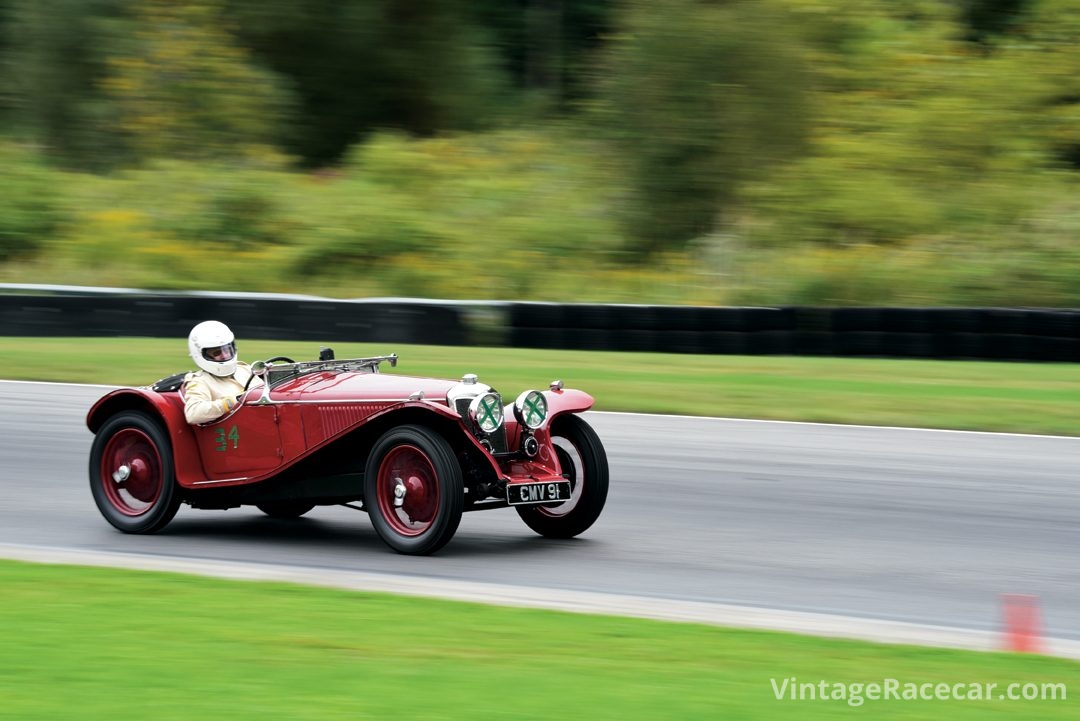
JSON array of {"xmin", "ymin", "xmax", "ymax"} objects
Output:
[
  {"xmin": 0, "ymin": 292, "xmax": 468, "ymax": 346},
  {"xmin": 508, "ymin": 303, "xmax": 1080, "ymax": 361},
  {"xmin": 1, "ymin": 289, "xmax": 1078, "ymax": 361}
]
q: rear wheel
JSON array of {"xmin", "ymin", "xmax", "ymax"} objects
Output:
[
  {"xmin": 256, "ymin": 501, "xmax": 316, "ymax": 519},
  {"xmin": 516, "ymin": 415, "xmax": 608, "ymax": 539},
  {"xmin": 89, "ymin": 411, "xmax": 181, "ymax": 534},
  {"xmin": 364, "ymin": 425, "xmax": 463, "ymax": 555}
]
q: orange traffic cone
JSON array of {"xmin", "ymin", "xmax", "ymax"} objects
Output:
[{"xmin": 1001, "ymin": 593, "xmax": 1044, "ymax": 654}]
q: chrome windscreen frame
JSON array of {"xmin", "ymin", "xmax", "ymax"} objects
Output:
[{"xmin": 250, "ymin": 354, "xmax": 398, "ymax": 404}]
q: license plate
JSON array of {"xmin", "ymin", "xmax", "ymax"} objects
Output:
[{"xmin": 507, "ymin": 480, "xmax": 572, "ymax": 506}]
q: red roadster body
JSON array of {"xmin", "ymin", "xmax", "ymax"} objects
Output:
[{"xmin": 86, "ymin": 351, "xmax": 609, "ymax": 554}]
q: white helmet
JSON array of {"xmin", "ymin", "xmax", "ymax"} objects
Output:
[{"xmin": 188, "ymin": 320, "xmax": 238, "ymax": 377}]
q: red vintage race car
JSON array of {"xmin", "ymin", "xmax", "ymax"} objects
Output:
[{"xmin": 86, "ymin": 351, "xmax": 608, "ymax": 555}]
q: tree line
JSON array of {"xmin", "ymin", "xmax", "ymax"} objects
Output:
[{"xmin": 0, "ymin": 1, "xmax": 1076, "ymax": 274}]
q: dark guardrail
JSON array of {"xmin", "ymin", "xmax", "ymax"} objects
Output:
[
  {"xmin": 0, "ymin": 288, "xmax": 469, "ymax": 346},
  {"xmin": 508, "ymin": 303, "xmax": 1080, "ymax": 361},
  {"xmin": 1, "ymin": 286, "xmax": 1077, "ymax": 361}
]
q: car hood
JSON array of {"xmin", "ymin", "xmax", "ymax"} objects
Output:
[{"xmin": 275, "ymin": 371, "xmax": 463, "ymax": 405}]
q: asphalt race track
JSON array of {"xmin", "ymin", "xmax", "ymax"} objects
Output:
[{"xmin": 2, "ymin": 381, "xmax": 1079, "ymax": 643}]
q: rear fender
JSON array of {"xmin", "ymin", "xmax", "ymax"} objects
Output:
[{"xmin": 86, "ymin": 388, "xmax": 205, "ymax": 485}]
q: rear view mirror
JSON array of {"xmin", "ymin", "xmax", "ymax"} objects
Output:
[{"xmin": 251, "ymin": 360, "xmax": 268, "ymax": 377}]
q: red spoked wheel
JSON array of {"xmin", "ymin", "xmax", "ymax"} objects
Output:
[
  {"xmin": 377, "ymin": 445, "xmax": 441, "ymax": 536},
  {"xmin": 101, "ymin": 428, "xmax": 162, "ymax": 514},
  {"xmin": 516, "ymin": 414, "xmax": 608, "ymax": 539},
  {"xmin": 364, "ymin": 425, "xmax": 463, "ymax": 555},
  {"xmin": 89, "ymin": 411, "xmax": 181, "ymax": 533}
]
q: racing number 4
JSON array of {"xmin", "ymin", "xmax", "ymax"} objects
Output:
[{"xmin": 215, "ymin": 425, "xmax": 240, "ymax": 452}]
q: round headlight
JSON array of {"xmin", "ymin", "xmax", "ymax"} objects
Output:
[
  {"xmin": 514, "ymin": 390, "xmax": 548, "ymax": 430},
  {"xmin": 469, "ymin": 392, "xmax": 504, "ymax": 434}
]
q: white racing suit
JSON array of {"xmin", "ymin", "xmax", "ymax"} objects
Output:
[{"xmin": 181, "ymin": 363, "xmax": 260, "ymax": 425}]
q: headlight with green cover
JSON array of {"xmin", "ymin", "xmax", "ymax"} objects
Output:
[
  {"xmin": 469, "ymin": 392, "xmax": 505, "ymax": 434},
  {"xmin": 514, "ymin": 390, "xmax": 548, "ymax": 430}
]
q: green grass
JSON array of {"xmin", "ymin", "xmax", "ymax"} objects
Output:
[
  {"xmin": 0, "ymin": 560, "xmax": 1075, "ymax": 721},
  {"xmin": 4, "ymin": 337, "xmax": 1080, "ymax": 435}
]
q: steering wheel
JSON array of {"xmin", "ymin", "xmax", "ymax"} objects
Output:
[{"xmin": 244, "ymin": 356, "xmax": 296, "ymax": 392}]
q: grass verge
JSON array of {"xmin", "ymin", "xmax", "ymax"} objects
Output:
[
  {"xmin": 1, "ymin": 560, "xmax": 1076, "ymax": 721},
  {"xmin": 3, "ymin": 337, "xmax": 1079, "ymax": 435}
]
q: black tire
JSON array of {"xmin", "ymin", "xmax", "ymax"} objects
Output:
[
  {"xmin": 89, "ymin": 411, "xmax": 181, "ymax": 534},
  {"xmin": 256, "ymin": 502, "xmax": 316, "ymax": 519},
  {"xmin": 364, "ymin": 425, "xmax": 464, "ymax": 555},
  {"xmin": 516, "ymin": 415, "xmax": 608, "ymax": 539}
]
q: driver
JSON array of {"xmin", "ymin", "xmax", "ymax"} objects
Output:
[{"xmin": 182, "ymin": 320, "xmax": 259, "ymax": 424}]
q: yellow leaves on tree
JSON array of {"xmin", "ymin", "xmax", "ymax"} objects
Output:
[{"xmin": 101, "ymin": 0, "xmax": 290, "ymax": 161}]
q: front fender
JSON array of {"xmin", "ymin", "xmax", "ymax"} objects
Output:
[{"xmin": 544, "ymin": 388, "xmax": 594, "ymax": 419}]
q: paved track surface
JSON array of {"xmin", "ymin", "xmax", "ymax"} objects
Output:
[{"xmin": 3, "ymin": 381, "xmax": 1079, "ymax": 639}]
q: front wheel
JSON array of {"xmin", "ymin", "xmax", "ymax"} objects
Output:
[
  {"xmin": 364, "ymin": 425, "xmax": 464, "ymax": 555},
  {"xmin": 516, "ymin": 415, "xmax": 608, "ymax": 539},
  {"xmin": 89, "ymin": 411, "xmax": 181, "ymax": 534}
]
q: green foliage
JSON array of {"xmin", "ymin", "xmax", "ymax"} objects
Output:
[
  {"xmin": 3, "ymin": 0, "xmax": 131, "ymax": 167},
  {"xmin": 226, "ymin": 0, "xmax": 514, "ymax": 165},
  {"xmin": 994, "ymin": 0, "xmax": 1080, "ymax": 170},
  {"xmin": 102, "ymin": 0, "xmax": 293, "ymax": 161},
  {"xmin": 470, "ymin": 0, "xmax": 615, "ymax": 106},
  {"xmin": 735, "ymin": 0, "xmax": 1072, "ymax": 250},
  {"xmin": 962, "ymin": 0, "xmax": 1030, "ymax": 43},
  {"xmin": 1, "ymin": 130, "xmax": 719, "ymax": 303},
  {"xmin": 599, "ymin": 0, "xmax": 812, "ymax": 256},
  {"xmin": 0, "ymin": 0, "xmax": 12, "ymax": 121},
  {"xmin": 3, "ymin": 0, "xmax": 294, "ymax": 166},
  {"xmin": 285, "ymin": 130, "xmax": 634, "ymax": 299},
  {"xmin": 7, "ymin": 1, "xmax": 1080, "ymax": 307},
  {"xmin": 0, "ymin": 141, "xmax": 65, "ymax": 260},
  {"xmin": 730, "ymin": 186, "xmax": 1080, "ymax": 307}
]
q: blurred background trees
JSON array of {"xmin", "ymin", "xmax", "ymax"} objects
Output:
[
  {"xmin": 1, "ymin": 0, "xmax": 1080, "ymax": 306},
  {"xmin": 598, "ymin": 0, "xmax": 810, "ymax": 256}
]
